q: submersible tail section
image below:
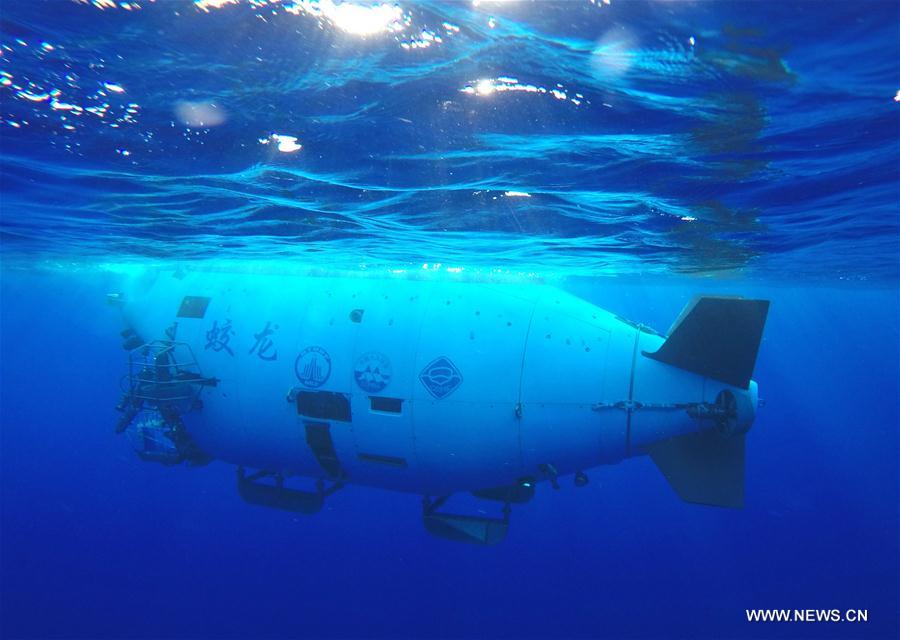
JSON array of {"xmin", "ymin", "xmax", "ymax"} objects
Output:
[{"xmin": 108, "ymin": 270, "xmax": 769, "ymax": 545}]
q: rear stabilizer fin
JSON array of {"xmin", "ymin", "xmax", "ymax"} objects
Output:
[
  {"xmin": 644, "ymin": 296, "xmax": 769, "ymax": 389},
  {"xmin": 647, "ymin": 429, "xmax": 745, "ymax": 508}
]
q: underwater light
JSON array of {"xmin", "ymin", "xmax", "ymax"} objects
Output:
[
  {"xmin": 328, "ymin": 2, "xmax": 402, "ymax": 35},
  {"xmin": 285, "ymin": 1, "xmax": 404, "ymax": 37},
  {"xmin": 174, "ymin": 100, "xmax": 227, "ymax": 128},
  {"xmin": 272, "ymin": 134, "xmax": 302, "ymax": 153},
  {"xmin": 194, "ymin": 0, "xmax": 240, "ymax": 12},
  {"xmin": 259, "ymin": 133, "xmax": 303, "ymax": 153},
  {"xmin": 591, "ymin": 29, "xmax": 637, "ymax": 78},
  {"xmin": 475, "ymin": 79, "xmax": 495, "ymax": 95}
]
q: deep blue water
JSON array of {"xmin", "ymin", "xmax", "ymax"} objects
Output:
[{"xmin": 1, "ymin": 1, "xmax": 899, "ymax": 639}]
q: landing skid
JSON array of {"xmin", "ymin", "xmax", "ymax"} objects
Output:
[
  {"xmin": 237, "ymin": 468, "xmax": 343, "ymax": 515},
  {"xmin": 422, "ymin": 495, "xmax": 511, "ymax": 546}
]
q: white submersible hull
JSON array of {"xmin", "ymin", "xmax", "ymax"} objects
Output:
[{"xmin": 110, "ymin": 269, "xmax": 769, "ymax": 545}]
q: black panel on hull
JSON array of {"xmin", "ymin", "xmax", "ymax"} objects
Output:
[{"xmin": 297, "ymin": 391, "xmax": 352, "ymax": 422}]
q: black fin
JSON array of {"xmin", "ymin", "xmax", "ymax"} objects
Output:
[
  {"xmin": 648, "ymin": 429, "xmax": 745, "ymax": 508},
  {"xmin": 643, "ymin": 296, "xmax": 769, "ymax": 389}
]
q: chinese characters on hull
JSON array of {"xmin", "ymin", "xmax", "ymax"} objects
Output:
[{"xmin": 205, "ymin": 320, "xmax": 279, "ymax": 362}]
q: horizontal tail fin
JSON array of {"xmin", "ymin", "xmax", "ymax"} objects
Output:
[
  {"xmin": 648, "ymin": 429, "xmax": 745, "ymax": 508},
  {"xmin": 644, "ymin": 296, "xmax": 769, "ymax": 389}
]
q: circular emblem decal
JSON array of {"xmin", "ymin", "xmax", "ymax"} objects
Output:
[
  {"xmin": 294, "ymin": 346, "xmax": 332, "ymax": 388},
  {"xmin": 354, "ymin": 351, "xmax": 392, "ymax": 393}
]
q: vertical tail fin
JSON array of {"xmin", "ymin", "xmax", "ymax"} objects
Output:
[
  {"xmin": 644, "ymin": 295, "xmax": 769, "ymax": 508},
  {"xmin": 643, "ymin": 296, "xmax": 769, "ymax": 389},
  {"xmin": 647, "ymin": 430, "xmax": 746, "ymax": 508}
]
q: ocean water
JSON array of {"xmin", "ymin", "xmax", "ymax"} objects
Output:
[{"xmin": 1, "ymin": 1, "xmax": 898, "ymax": 639}]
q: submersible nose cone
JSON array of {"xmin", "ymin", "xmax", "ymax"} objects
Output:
[{"xmin": 574, "ymin": 471, "xmax": 589, "ymax": 487}]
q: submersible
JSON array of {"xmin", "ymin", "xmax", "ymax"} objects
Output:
[{"xmin": 110, "ymin": 268, "xmax": 769, "ymax": 545}]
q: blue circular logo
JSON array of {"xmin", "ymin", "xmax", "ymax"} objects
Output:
[
  {"xmin": 354, "ymin": 351, "xmax": 392, "ymax": 393},
  {"xmin": 294, "ymin": 346, "xmax": 331, "ymax": 388}
]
